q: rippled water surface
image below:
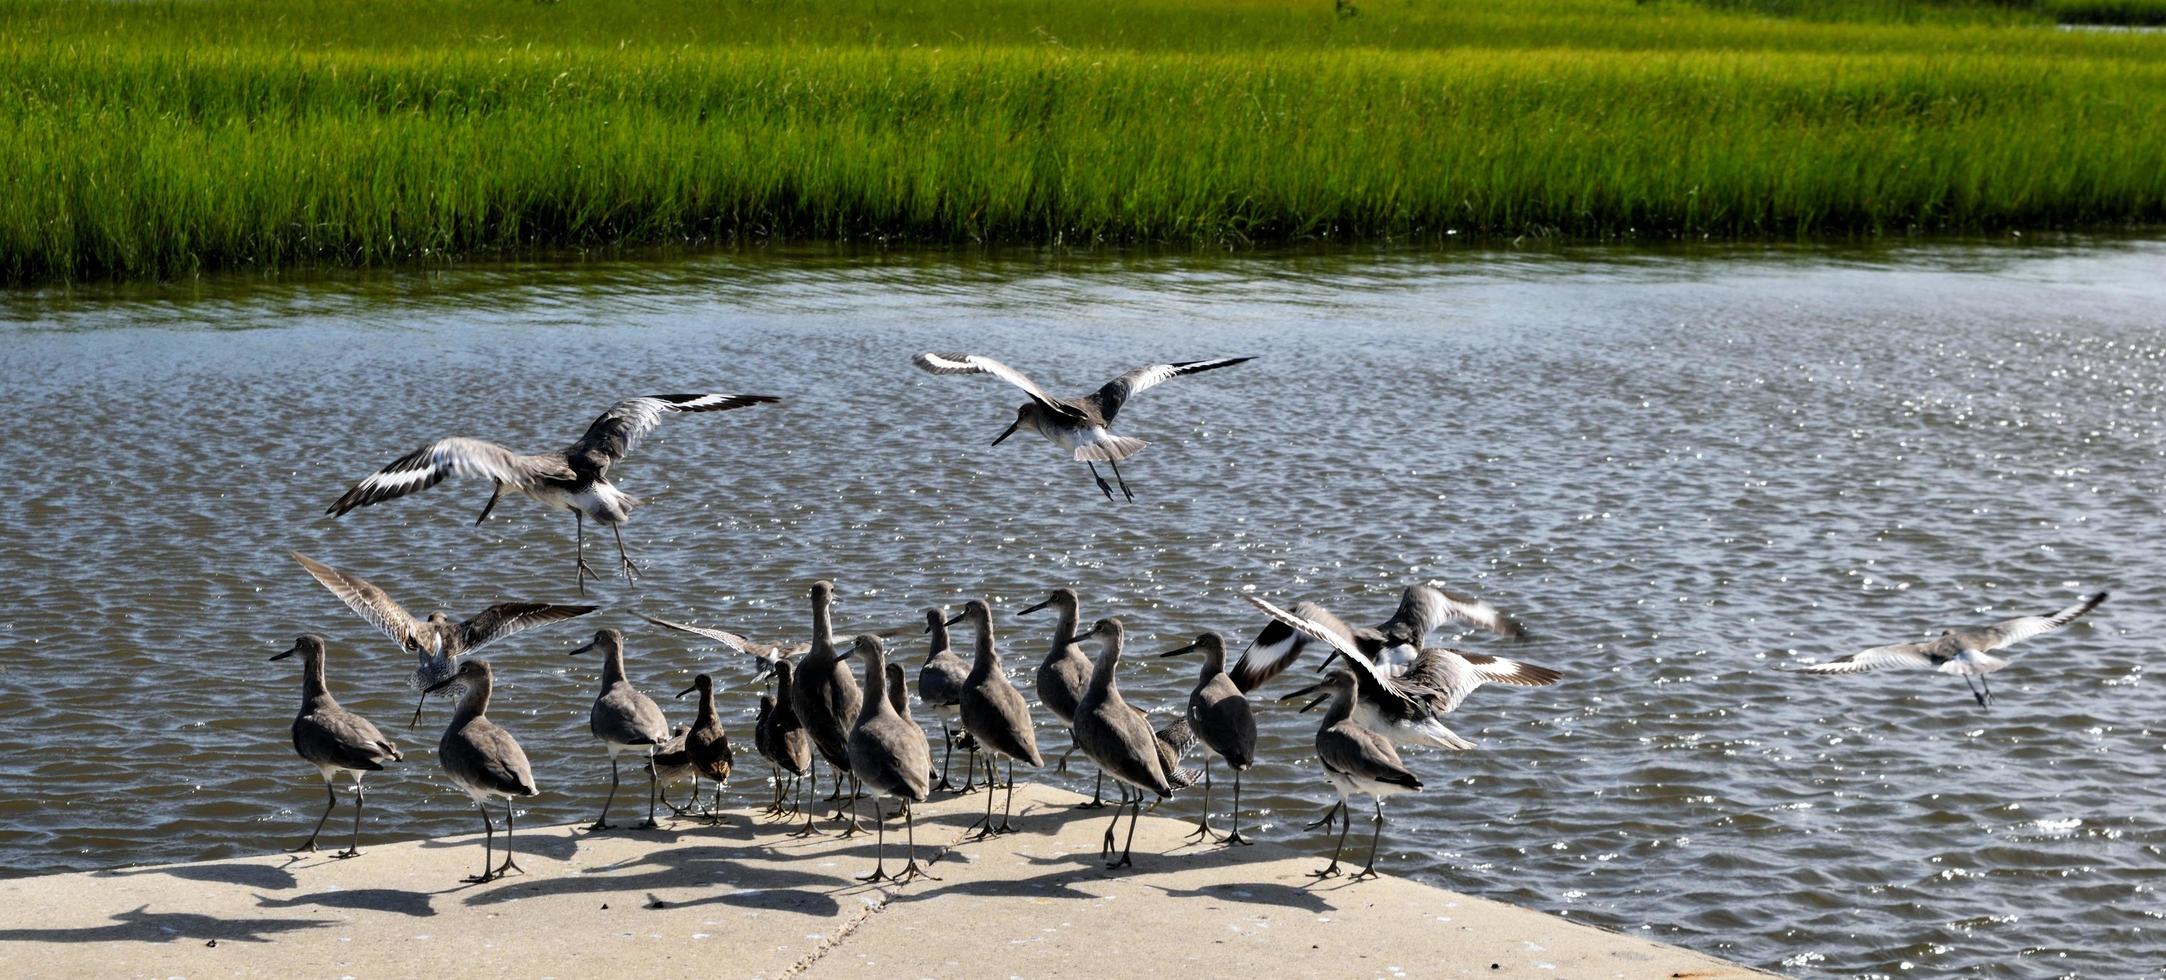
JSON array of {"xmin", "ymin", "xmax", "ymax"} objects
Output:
[{"xmin": 3, "ymin": 243, "xmax": 2163, "ymax": 977}]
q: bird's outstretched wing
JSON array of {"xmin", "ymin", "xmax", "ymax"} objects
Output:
[
  {"xmin": 328, "ymin": 438, "xmax": 573, "ymax": 516},
  {"xmin": 635, "ymin": 611, "xmax": 808, "ymax": 668},
  {"xmin": 1400, "ymin": 648, "xmax": 1562, "ymax": 714},
  {"xmin": 1967, "ymin": 592, "xmax": 2108, "ymax": 651},
  {"xmin": 1228, "ymin": 599, "xmax": 1346, "ymax": 692},
  {"xmin": 1089, "ymin": 357, "xmax": 1253, "ymax": 422},
  {"xmin": 912, "ymin": 352, "xmax": 1079, "ymax": 418},
  {"xmin": 1381, "ymin": 584, "xmax": 1528, "ymax": 643},
  {"xmin": 290, "ymin": 551, "xmax": 424, "ymax": 654},
  {"xmin": 1794, "ymin": 641, "xmax": 1942, "ymax": 674},
  {"xmin": 569, "ymin": 394, "xmax": 781, "ymax": 463},
  {"xmin": 459, "ymin": 603, "xmax": 597, "ymax": 651}
]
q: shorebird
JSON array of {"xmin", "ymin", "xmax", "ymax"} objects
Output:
[
  {"xmin": 651, "ymin": 673, "xmax": 733, "ymax": 823},
  {"xmin": 1293, "ymin": 669, "xmax": 1422, "ymax": 880},
  {"xmin": 1795, "ymin": 592, "xmax": 2108, "ymax": 708},
  {"xmin": 1249, "ymin": 595, "xmax": 1559, "ymax": 829},
  {"xmin": 915, "ymin": 607, "xmax": 972, "ymax": 791},
  {"xmin": 421, "ymin": 660, "xmax": 539, "ymax": 884},
  {"xmin": 1068, "ymin": 617, "xmax": 1178, "ymax": 869},
  {"xmin": 758, "ymin": 659, "xmax": 815, "ymax": 819},
  {"xmin": 788, "ymin": 581, "xmax": 866, "ymax": 835},
  {"xmin": 1160, "ymin": 632, "xmax": 1257, "ymax": 845},
  {"xmin": 648, "ymin": 724, "xmax": 698, "ymax": 813},
  {"xmin": 271, "ymin": 635, "xmax": 402, "ymax": 858},
  {"xmin": 1018, "ymin": 588, "xmax": 1106, "ymax": 806},
  {"xmin": 1231, "ymin": 583, "xmax": 1526, "ymax": 691},
  {"xmin": 844, "ymin": 636, "xmax": 938, "ymax": 884},
  {"xmin": 948, "ymin": 599, "xmax": 1044, "ymax": 839},
  {"xmin": 911, "ymin": 352, "xmax": 1253, "ymax": 501},
  {"xmin": 292, "ymin": 551, "xmax": 594, "ymax": 726},
  {"xmin": 571, "ymin": 629, "xmax": 672, "ymax": 831},
  {"xmin": 326, "ymin": 393, "xmax": 780, "ymax": 592}
]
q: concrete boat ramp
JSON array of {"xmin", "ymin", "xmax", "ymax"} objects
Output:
[{"xmin": 0, "ymin": 783, "xmax": 1769, "ymax": 978}]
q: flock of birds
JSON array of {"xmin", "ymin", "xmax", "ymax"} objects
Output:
[{"xmin": 268, "ymin": 351, "xmax": 2112, "ymax": 886}]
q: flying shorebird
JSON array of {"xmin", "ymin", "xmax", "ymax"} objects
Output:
[
  {"xmin": 1230, "ymin": 583, "xmax": 1527, "ymax": 691},
  {"xmin": 271, "ymin": 635, "xmax": 402, "ymax": 859},
  {"xmin": 291, "ymin": 551, "xmax": 594, "ymax": 727},
  {"xmin": 1794, "ymin": 592, "xmax": 2108, "ymax": 708},
  {"xmin": 910, "ymin": 352, "xmax": 1252, "ymax": 501},
  {"xmin": 326, "ymin": 393, "xmax": 780, "ymax": 593}
]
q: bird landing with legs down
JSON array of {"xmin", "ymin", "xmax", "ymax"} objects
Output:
[
  {"xmin": 326, "ymin": 393, "xmax": 779, "ymax": 593},
  {"xmin": 911, "ymin": 352, "xmax": 1252, "ymax": 501},
  {"xmin": 1794, "ymin": 592, "xmax": 2108, "ymax": 708}
]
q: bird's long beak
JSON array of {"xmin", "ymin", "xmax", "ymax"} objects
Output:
[
  {"xmin": 1298, "ymin": 694, "xmax": 1329, "ymax": 713},
  {"xmin": 1158, "ymin": 640, "xmax": 1200, "ymax": 658},
  {"xmin": 677, "ymin": 683, "xmax": 698, "ymax": 699},
  {"xmin": 991, "ymin": 419, "xmax": 1020, "ymax": 446},
  {"xmin": 567, "ymin": 639, "xmax": 597, "ymax": 657},
  {"xmin": 944, "ymin": 612, "xmax": 967, "ymax": 627},
  {"xmin": 1281, "ymin": 681, "xmax": 1324, "ymax": 703},
  {"xmin": 1018, "ymin": 598, "xmax": 1050, "ymax": 616},
  {"xmin": 1316, "ymin": 650, "xmax": 1342, "ymax": 672},
  {"xmin": 268, "ymin": 640, "xmax": 302, "ymax": 662},
  {"xmin": 422, "ymin": 675, "xmax": 461, "ymax": 696}
]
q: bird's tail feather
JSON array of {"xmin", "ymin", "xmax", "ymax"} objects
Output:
[{"xmin": 1074, "ymin": 436, "xmax": 1148, "ymax": 463}]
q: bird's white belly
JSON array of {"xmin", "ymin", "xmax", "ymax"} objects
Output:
[{"xmin": 1051, "ymin": 425, "xmax": 1114, "ymax": 453}]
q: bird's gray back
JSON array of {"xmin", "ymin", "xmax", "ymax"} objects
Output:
[
  {"xmin": 961, "ymin": 673, "xmax": 1042, "ymax": 766},
  {"xmin": 441, "ymin": 717, "xmax": 538, "ymax": 797},
  {"xmin": 293, "ymin": 704, "xmax": 401, "ymax": 773},
  {"xmin": 590, "ymin": 681, "xmax": 670, "ymax": 746}
]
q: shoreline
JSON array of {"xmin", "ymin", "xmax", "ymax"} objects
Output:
[{"xmin": 0, "ymin": 782, "xmax": 1771, "ymax": 978}]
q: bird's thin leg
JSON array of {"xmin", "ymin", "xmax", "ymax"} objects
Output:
[
  {"xmin": 835, "ymin": 774, "xmax": 868, "ymax": 837},
  {"xmin": 1303, "ymin": 799, "xmax": 1345, "ymax": 832},
  {"xmin": 1225, "ymin": 769, "xmax": 1253, "ymax": 846},
  {"xmin": 574, "ymin": 512, "xmax": 601, "ymax": 596},
  {"xmin": 294, "ymin": 780, "xmax": 336, "ymax": 853},
  {"xmin": 1184, "ymin": 761, "xmax": 1220, "ymax": 843},
  {"xmin": 897, "ymin": 800, "xmax": 941, "ymax": 883},
  {"xmin": 856, "ymin": 798, "xmax": 892, "ymax": 883},
  {"xmin": 1980, "ymin": 674, "xmax": 1994, "ymax": 709},
  {"xmin": 336, "ymin": 777, "xmax": 365, "ymax": 859},
  {"xmin": 1075, "ymin": 767, "xmax": 1108, "ymax": 810},
  {"xmin": 965, "ymin": 756, "xmax": 1000, "ymax": 840},
  {"xmin": 994, "ymin": 759, "xmax": 1020, "ymax": 834},
  {"xmin": 475, "ymin": 482, "xmax": 502, "ymax": 526},
  {"xmin": 1101, "ymin": 783, "xmax": 1129, "ymax": 859},
  {"xmin": 789, "ymin": 761, "xmax": 822, "ymax": 837},
  {"xmin": 1110, "ymin": 793, "xmax": 1141, "ymax": 869},
  {"xmin": 959, "ymin": 743, "xmax": 979, "ymax": 793},
  {"xmin": 1055, "ymin": 742, "xmax": 1073, "ymax": 774},
  {"xmin": 1086, "ymin": 461, "xmax": 1116, "ymax": 501},
  {"xmin": 467, "ymin": 804, "xmax": 496, "ymax": 884},
  {"xmin": 637, "ymin": 747, "xmax": 661, "ymax": 829},
  {"xmin": 1353, "ymin": 799, "xmax": 1385, "ymax": 881},
  {"xmin": 934, "ymin": 724, "xmax": 958, "ymax": 792},
  {"xmin": 591, "ymin": 755, "xmax": 620, "ymax": 831},
  {"xmin": 609, "ymin": 522, "xmax": 640, "ymax": 586},
  {"xmin": 495, "ymin": 800, "xmax": 524, "ymax": 878},
  {"xmin": 1308, "ymin": 802, "xmax": 1348, "ymax": 878},
  {"xmin": 1107, "ymin": 458, "xmax": 1136, "ymax": 502},
  {"xmin": 408, "ymin": 690, "xmax": 429, "ymax": 730}
]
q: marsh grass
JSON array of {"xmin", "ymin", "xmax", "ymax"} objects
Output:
[{"xmin": 3, "ymin": 0, "xmax": 2164, "ymax": 280}]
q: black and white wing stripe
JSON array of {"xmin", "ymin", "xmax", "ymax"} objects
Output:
[
  {"xmin": 1794, "ymin": 641, "xmax": 1942, "ymax": 675},
  {"xmin": 1385, "ymin": 584, "xmax": 1529, "ymax": 643},
  {"xmin": 635, "ymin": 611, "xmax": 809, "ymax": 669},
  {"xmin": 569, "ymin": 393, "xmax": 781, "ymax": 463},
  {"xmin": 1969, "ymin": 592, "xmax": 2107, "ymax": 651},
  {"xmin": 328, "ymin": 437, "xmax": 572, "ymax": 516},
  {"xmin": 1228, "ymin": 599, "xmax": 1344, "ymax": 692},
  {"xmin": 290, "ymin": 551, "xmax": 424, "ymax": 654},
  {"xmin": 1090, "ymin": 357, "xmax": 1253, "ymax": 422},
  {"xmin": 458, "ymin": 602, "xmax": 598, "ymax": 652},
  {"xmin": 911, "ymin": 352, "xmax": 1078, "ymax": 417},
  {"xmin": 1401, "ymin": 648, "xmax": 1562, "ymax": 714}
]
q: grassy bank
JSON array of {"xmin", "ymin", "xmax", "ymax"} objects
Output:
[{"xmin": 2, "ymin": 0, "xmax": 2164, "ymax": 281}]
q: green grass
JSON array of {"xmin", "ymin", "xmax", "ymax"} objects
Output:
[{"xmin": 2, "ymin": 0, "xmax": 2164, "ymax": 281}]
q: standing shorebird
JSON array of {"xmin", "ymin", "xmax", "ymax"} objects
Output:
[
  {"xmin": 1068, "ymin": 617, "xmax": 1178, "ymax": 869},
  {"xmin": 914, "ymin": 607, "xmax": 972, "ymax": 792},
  {"xmin": 326, "ymin": 393, "xmax": 780, "ymax": 593},
  {"xmin": 571, "ymin": 629, "xmax": 672, "ymax": 831},
  {"xmin": 1795, "ymin": 592, "xmax": 2108, "ymax": 708},
  {"xmin": 291, "ymin": 551, "xmax": 594, "ymax": 726},
  {"xmin": 759, "ymin": 658, "xmax": 816, "ymax": 819},
  {"xmin": 948, "ymin": 599, "xmax": 1044, "ymax": 839},
  {"xmin": 421, "ymin": 660, "xmax": 539, "ymax": 884},
  {"xmin": 271, "ymin": 635, "xmax": 402, "ymax": 858},
  {"xmin": 651, "ymin": 673, "xmax": 733, "ymax": 822},
  {"xmin": 788, "ymin": 581, "xmax": 866, "ymax": 835},
  {"xmin": 1293, "ymin": 669, "xmax": 1422, "ymax": 880},
  {"xmin": 911, "ymin": 352, "xmax": 1252, "ymax": 501},
  {"xmin": 1231, "ymin": 583, "xmax": 1527, "ymax": 691},
  {"xmin": 844, "ymin": 636, "xmax": 938, "ymax": 884},
  {"xmin": 1019, "ymin": 588, "xmax": 1106, "ymax": 806},
  {"xmin": 1159, "ymin": 632, "xmax": 1257, "ymax": 845}
]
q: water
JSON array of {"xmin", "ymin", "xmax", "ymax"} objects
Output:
[{"xmin": 3, "ymin": 242, "xmax": 2162, "ymax": 977}]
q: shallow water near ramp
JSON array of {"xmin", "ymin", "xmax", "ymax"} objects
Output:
[{"xmin": 2, "ymin": 242, "xmax": 2162, "ymax": 977}]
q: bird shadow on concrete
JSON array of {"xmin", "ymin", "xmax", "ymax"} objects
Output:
[
  {"xmin": 252, "ymin": 887, "xmax": 439, "ymax": 918},
  {"xmin": 99, "ymin": 860, "xmax": 299, "ymax": 891},
  {"xmin": 416, "ymin": 830, "xmax": 581, "ymax": 862},
  {"xmin": 1141, "ymin": 879, "xmax": 1337, "ymax": 913},
  {"xmin": 460, "ymin": 845, "xmax": 845, "ymax": 916},
  {"xmin": 0, "ymin": 904, "xmax": 332, "ymax": 944}
]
